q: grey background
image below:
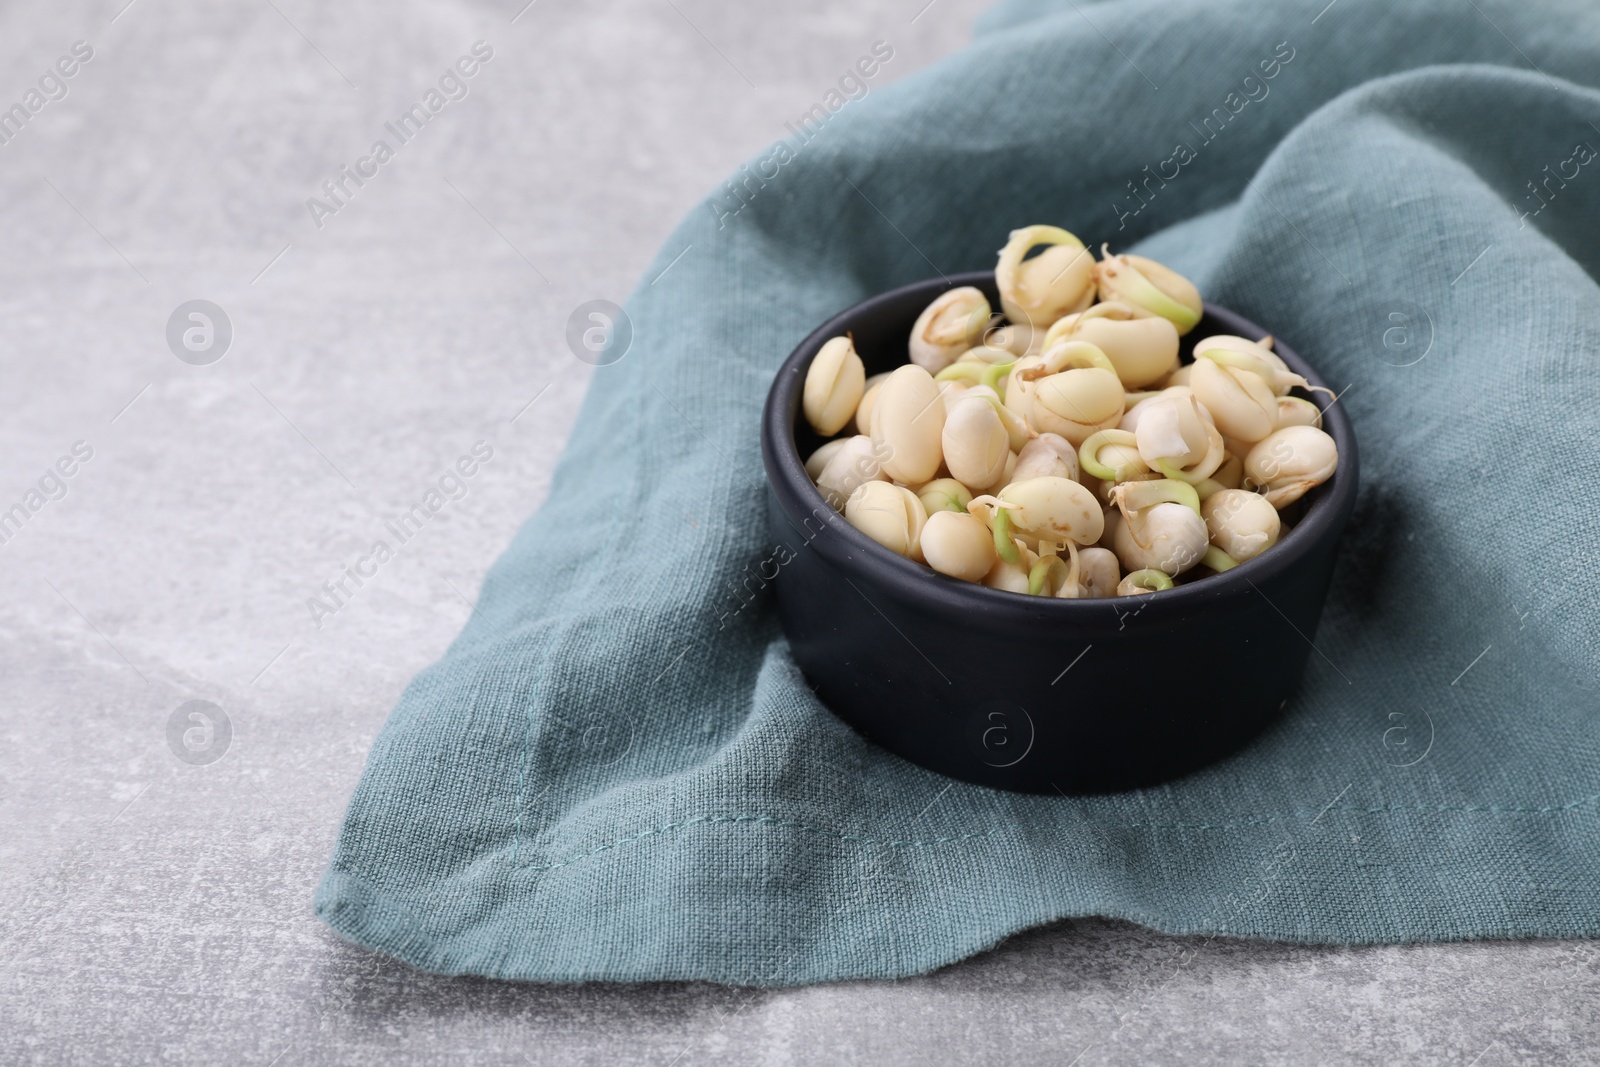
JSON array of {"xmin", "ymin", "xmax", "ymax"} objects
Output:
[{"xmin": 0, "ymin": 0, "xmax": 1594, "ymax": 1063}]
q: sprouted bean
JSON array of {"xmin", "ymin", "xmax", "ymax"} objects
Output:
[
  {"xmin": 1012, "ymin": 433, "xmax": 1080, "ymax": 482},
  {"xmin": 815, "ymin": 435, "xmax": 888, "ymax": 508},
  {"xmin": 802, "ymin": 335, "xmax": 866, "ymax": 437},
  {"xmin": 802, "ymin": 226, "xmax": 1338, "ymax": 597},
  {"xmin": 909, "ymin": 286, "xmax": 992, "ymax": 373},
  {"xmin": 870, "ymin": 364, "xmax": 946, "ymax": 484},
  {"xmin": 1202, "ymin": 488, "xmax": 1281, "ymax": 562},
  {"xmin": 995, "ymin": 226, "xmax": 1096, "ymax": 328},
  {"xmin": 942, "ymin": 394, "xmax": 1011, "ymax": 490},
  {"xmin": 844, "ymin": 480, "xmax": 926, "ymax": 560},
  {"xmin": 1243, "ymin": 425, "xmax": 1339, "ymax": 509},
  {"xmin": 917, "ymin": 477, "xmax": 974, "ymax": 515},
  {"xmin": 1093, "ymin": 246, "xmax": 1204, "ymax": 335},
  {"xmin": 1043, "ymin": 301, "xmax": 1180, "ymax": 388},
  {"xmin": 921, "ymin": 509, "xmax": 995, "ymax": 581}
]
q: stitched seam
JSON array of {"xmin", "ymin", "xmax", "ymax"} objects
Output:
[{"xmin": 521, "ymin": 792, "xmax": 1600, "ymax": 873}]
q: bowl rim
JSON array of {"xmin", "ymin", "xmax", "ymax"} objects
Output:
[{"xmin": 760, "ymin": 270, "xmax": 1360, "ymax": 618}]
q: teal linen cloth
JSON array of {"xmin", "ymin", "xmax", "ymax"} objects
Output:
[{"xmin": 315, "ymin": 0, "xmax": 1600, "ymax": 983}]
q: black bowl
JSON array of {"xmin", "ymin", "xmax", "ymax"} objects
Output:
[{"xmin": 760, "ymin": 271, "xmax": 1358, "ymax": 794}]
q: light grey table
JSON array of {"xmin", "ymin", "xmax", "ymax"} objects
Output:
[{"xmin": 1, "ymin": 0, "xmax": 1593, "ymax": 1063}]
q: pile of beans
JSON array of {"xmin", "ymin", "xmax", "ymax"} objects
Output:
[{"xmin": 801, "ymin": 225, "xmax": 1339, "ymax": 597}]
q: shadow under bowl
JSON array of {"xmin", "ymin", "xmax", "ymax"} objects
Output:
[{"xmin": 760, "ymin": 272, "xmax": 1358, "ymax": 794}]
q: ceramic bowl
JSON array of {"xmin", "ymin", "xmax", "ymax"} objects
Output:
[{"xmin": 760, "ymin": 271, "xmax": 1358, "ymax": 793}]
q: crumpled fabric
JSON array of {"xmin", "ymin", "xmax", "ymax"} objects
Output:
[{"xmin": 316, "ymin": 0, "xmax": 1600, "ymax": 983}]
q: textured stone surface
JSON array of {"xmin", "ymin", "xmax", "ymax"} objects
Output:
[{"xmin": 0, "ymin": 0, "xmax": 1595, "ymax": 1062}]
